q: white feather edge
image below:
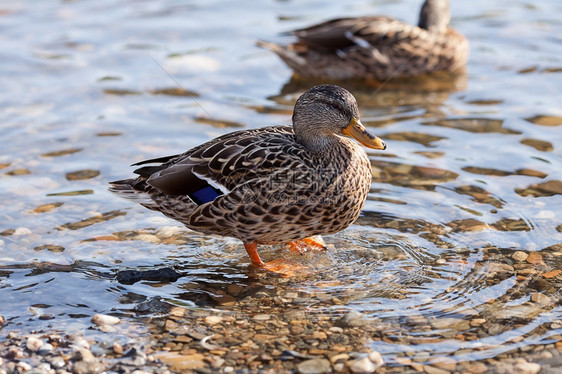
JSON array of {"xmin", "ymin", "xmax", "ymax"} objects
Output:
[{"xmin": 192, "ymin": 170, "xmax": 231, "ymax": 195}]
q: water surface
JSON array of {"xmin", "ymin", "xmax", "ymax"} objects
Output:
[{"xmin": 1, "ymin": 0, "xmax": 561, "ymax": 371}]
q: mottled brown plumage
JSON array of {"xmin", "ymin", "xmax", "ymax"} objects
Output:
[
  {"xmin": 110, "ymin": 85, "xmax": 386, "ymax": 268},
  {"xmin": 257, "ymin": 0, "xmax": 468, "ymax": 80}
]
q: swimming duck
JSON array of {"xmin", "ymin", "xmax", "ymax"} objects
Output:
[
  {"xmin": 110, "ymin": 85, "xmax": 386, "ymax": 271},
  {"xmin": 257, "ymin": 0, "xmax": 468, "ymax": 80}
]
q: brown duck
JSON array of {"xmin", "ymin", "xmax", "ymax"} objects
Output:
[
  {"xmin": 110, "ymin": 85, "xmax": 386, "ymax": 271},
  {"xmin": 257, "ymin": 0, "xmax": 468, "ymax": 80}
]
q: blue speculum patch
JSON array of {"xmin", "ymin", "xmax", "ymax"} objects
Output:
[{"xmin": 190, "ymin": 185, "xmax": 222, "ymax": 205}]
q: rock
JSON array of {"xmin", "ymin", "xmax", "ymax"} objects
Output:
[
  {"xmin": 368, "ymin": 351, "xmax": 384, "ymax": 367},
  {"xmin": 14, "ymin": 227, "xmax": 32, "ymax": 235},
  {"xmin": 16, "ymin": 362, "xmax": 32, "ymax": 372},
  {"xmin": 26, "ymin": 336, "xmax": 44, "ymax": 352},
  {"xmin": 429, "ymin": 318, "xmax": 470, "ymax": 331},
  {"xmin": 542, "ymin": 270, "xmax": 562, "ymax": 279},
  {"xmin": 526, "ymin": 253, "xmax": 545, "ymax": 265},
  {"xmin": 339, "ymin": 311, "xmax": 368, "ymax": 327},
  {"xmin": 349, "ymin": 357, "xmax": 377, "ymax": 373},
  {"xmin": 330, "ymin": 353, "xmax": 350, "ymax": 363},
  {"xmin": 204, "ymin": 316, "xmax": 223, "ymax": 325},
  {"xmin": 113, "ymin": 342, "xmax": 124, "ymax": 355},
  {"xmin": 512, "ymin": 251, "xmax": 528, "ymax": 262},
  {"xmin": 73, "ymin": 359, "xmax": 104, "ymax": 374},
  {"xmin": 429, "ymin": 357, "xmax": 457, "ymax": 371},
  {"xmin": 408, "ymin": 314, "xmax": 428, "ymax": 325},
  {"xmin": 155, "ymin": 352, "xmax": 206, "ymax": 371},
  {"xmin": 514, "ymin": 360, "xmax": 540, "ymax": 374},
  {"xmin": 37, "ymin": 343, "xmax": 54, "ymax": 355},
  {"xmin": 463, "ymin": 362, "xmax": 487, "ymax": 373},
  {"xmin": 530, "ymin": 292, "xmax": 551, "ymax": 305},
  {"xmin": 73, "ymin": 348, "xmax": 95, "ymax": 362},
  {"xmin": 470, "ymin": 318, "xmax": 486, "ymax": 327},
  {"xmin": 72, "ymin": 348, "xmax": 104, "ymax": 374},
  {"xmin": 424, "ymin": 365, "xmax": 451, "ymax": 374},
  {"xmin": 297, "ymin": 358, "xmax": 332, "ymax": 374},
  {"xmin": 156, "ymin": 226, "xmax": 181, "ymax": 239},
  {"xmin": 91, "ymin": 313, "xmax": 120, "ymax": 326},
  {"xmin": 48, "ymin": 356, "xmax": 66, "ymax": 369},
  {"xmin": 253, "ymin": 314, "xmax": 271, "ymax": 321}
]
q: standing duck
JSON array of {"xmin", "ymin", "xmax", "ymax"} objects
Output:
[
  {"xmin": 257, "ymin": 0, "xmax": 468, "ymax": 80},
  {"xmin": 110, "ymin": 85, "xmax": 386, "ymax": 271}
]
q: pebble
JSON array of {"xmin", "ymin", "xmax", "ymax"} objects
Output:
[
  {"xmin": 330, "ymin": 353, "xmax": 350, "ymax": 363},
  {"xmin": 134, "ymin": 234, "xmax": 161, "ymax": 243},
  {"xmin": 530, "ymin": 292, "xmax": 551, "ymax": 305},
  {"xmin": 349, "ymin": 357, "xmax": 377, "ymax": 373},
  {"xmin": 339, "ymin": 311, "xmax": 368, "ymax": 327},
  {"xmin": 470, "ymin": 318, "xmax": 487, "ymax": 327},
  {"xmin": 113, "ymin": 342, "xmax": 124, "ymax": 355},
  {"xmin": 297, "ymin": 358, "xmax": 332, "ymax": 374},
  {"xmin": 512, "ymin": 251, "xmax": 528, "ymax": 262},
  {"xmin": 464, "ymin": 362, "xmax": 488, "ymax": 373},
  {"xmin": 156, "ymin": 225, "xmax": 182, "ymax": 239},
  {"xmin": 368, "ymin": 350, "xmax": 384, "ymax": 367},
  {"xmin": 253, "ymin": 314, "xmax": 271, "ymax": 321},
  {"xmin": 424, "ymin": 365, "xmax": 450, "ymax": 374},
  {"xmin": 514, "ymin": 359, "xmax": 541, "ymax": 374},
  {"xmin": 26, "ymin": 336, "xmax": 44, "ymax": 352},
  {"xmin": 16, "ymin": 361, "xmax": 32, "ymax": 372},
  {"xmin": 13, "ymin": 227, "xmax": 32, "ymax": 235},
  {"xmin": 37, "ymin": 343, "xmax": 54, "ymax": 355},
  {"xmin": 204, "ymin": 316, "xmax": 223, "ymax": 325},
  {"xmin": 91, "ymin": 313, "xmax": 121, "ymax": 326}
]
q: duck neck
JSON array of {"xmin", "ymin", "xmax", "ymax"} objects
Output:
[
  {"xmin": 418, "ymin": 0, "xmax": 450, "ymax": 33},
  {"xmin": 296, "ymin": 132, "xmax": 341, "ymax": 153}
]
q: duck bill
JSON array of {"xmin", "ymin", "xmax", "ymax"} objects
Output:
[{"xmin": 342, "ymin": 118, "xmax": 386, "ymax": 150}]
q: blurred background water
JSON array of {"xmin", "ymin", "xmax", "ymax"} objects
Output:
[{"xmin": 0, "ymin": 0, "xmax": 561, "ymax": 368}]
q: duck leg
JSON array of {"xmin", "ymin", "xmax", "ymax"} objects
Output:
[
  {"xmin": 287, "ymin": 236, "xmax": 327, "ymax": 255},
  {"xmin": 244, "ymin": 242, "xmax": 264, "ymax": 266},
  {"xmin": 244, "ymin": 242, "xmax": 305, "ymax": 277}
]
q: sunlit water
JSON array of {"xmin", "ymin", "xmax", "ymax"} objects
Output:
[{"xmin": 1, "ymin": 0, "xmax": 561, "ymax": 368}]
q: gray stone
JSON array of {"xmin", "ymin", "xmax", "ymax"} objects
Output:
[
  {"xmin": 339, "ymin": 311, "xmax": 368, "ymax": 327},
  {"xmin": 297, "ymin": 358, "xmax": 332, "ymax": 374},
  {"xmin": 349, "ymin": 357, "xmax": 377, "ymax": 373}
]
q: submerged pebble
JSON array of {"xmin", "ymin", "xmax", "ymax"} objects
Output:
[{"xmin": 92, "ymin": 314, "xmax": 121, "ymax": 326}]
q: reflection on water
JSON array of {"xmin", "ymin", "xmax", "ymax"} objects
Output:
[{"xmin": 0, "ymin": 0, "xmax": 561, "ymax": 371}]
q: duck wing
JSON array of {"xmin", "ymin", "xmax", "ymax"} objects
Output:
[
  {"xmin": 293, "ymin": 16, "xmax": 427, "ymax": 52},
  {"xmin": 133, "ymin": 126, "xmax": 298, "ymax": 204}
]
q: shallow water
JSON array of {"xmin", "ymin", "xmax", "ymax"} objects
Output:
[{"xmin": 1, "ymin": 0, "xmax": 561, "ymax": 370}]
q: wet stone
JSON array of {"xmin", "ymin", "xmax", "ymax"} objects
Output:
[
  {"xmin": 204, "ymin": 316, "xmax": 223, "ymax": 325},
  {"xmin": 514, "ymin": 360, "xmax": 541, "ymax": 374},
  {"xmin": 349, "ymin": 357, "xmax": 377, "ymax": 373},
  {"xmin": 512, "ymin": 251, "xmax": 529, "ymax": 262},
  {"xmin": 91, "ymin": 313, "xmax": 120, "ymax": 326},
  {"xmin": 26, "ymin": 336, "xmax": 44, "ymax": 352},
  {"xmin": 297, "ymin": 358, "xmax": 331, "ymax": 374},
  {"xmin": 530, "ymin": 292, "xmax": 551, "ymax": 305},
  {"xmin": 339, "ymin": 311, "xmax": 368, "ymax": 327}
]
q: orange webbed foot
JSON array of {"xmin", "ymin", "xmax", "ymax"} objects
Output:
[
  {"xmin": 287, "ymin": 236, "xmax": 327, "ymax": 255},
  {"xmin": 260, "ymin": 258, "xmax": 306, "ymax": 277}
]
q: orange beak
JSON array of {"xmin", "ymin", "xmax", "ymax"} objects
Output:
[{"xmin": 342, "ymin": 117, "xmax": 386, "ymax": 150}]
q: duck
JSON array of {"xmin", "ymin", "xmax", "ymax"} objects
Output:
[
  {"xmin": 109, "ymin": 85, "xmax": 386, "ymax": 272},
  {"xmin": 257, "ymin": 0, "xmax": 468, "ymax": 81}
]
